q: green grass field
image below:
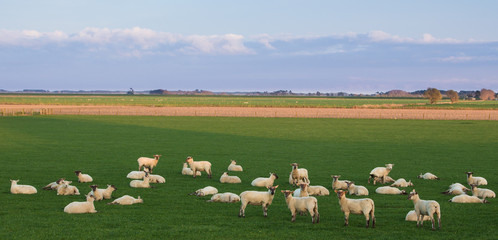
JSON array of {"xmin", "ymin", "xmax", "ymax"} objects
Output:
[{"xmin": 1, "ymin": 116, "xmax": 497, "ymax": 239}]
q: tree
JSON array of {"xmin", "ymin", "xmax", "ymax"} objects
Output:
[
  {"xmin": 446, "ymin": 90, "xmax": 459, "ymax": 103},
  {"xmin": 424, "ymin": 88, "xmax": 442, "ymax": 104},
  {"xmin": 480, "ymin": 88, "xmax": 496, "ymax": 100}
]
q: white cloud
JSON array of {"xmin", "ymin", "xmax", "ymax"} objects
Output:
[
  {"xmin": 439, "ymin": 56, "xmax": 474, "ymax": 63},
  {"xmin": 0, "ymin": 29, "xmax": 68, "ymax": 46},
  {"xmin": 368, "ymin": 31, "xmax": 463, "ymax": 44}
]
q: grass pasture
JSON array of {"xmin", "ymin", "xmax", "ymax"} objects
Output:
[{"xmin": 1, "ymin": 116, "xmax": 497, "ymax": 239}]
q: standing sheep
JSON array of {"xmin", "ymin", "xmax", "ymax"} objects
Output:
[
  {"xmin": 331, "ymin": 175, "xmax": 349, "ymax": 190},
  {"xmin": 335, "ymin": 190, "xmax": 375, "ymax": 228},
  {"xmin": 281, "ymin": 190, "xmax": 319, "ymax": 223},
  {"xmin": 137, "ymin": 154, "xmax": 161, "ymax": 172},
  {"xmin": 63, "ymin": 194, "xmax": 97, "ymax": 214},
  {"xmin": 391, "ymin": 178, "xmax": 414, "ymax": 188},
  {"xmin": 10, "ymin": 180, "xmax": 37, "ymax": 194},
  {"xmin": 466, "ymin": 172, "xmax": 488, "ymax": 186},
  {"xmin": 290, "ymin": 163, "xmax": 309, "ymax": 186},
  {"xmin": 108, "ymin": 195, "xmax": 143, "ymax": 205},
  {"xmin": 220, "ymin": 172, "xmax": 241, "ymax": 183},
  {"xmin": 251, "ymin": 173, "xmax": 279, "ymax": 188},
  {"xmin": 407, "ymin": 190, "xmax": 441, "ymax": 230},
  {"xmin": 227, "ymin": 160, "xmax": 243, "ymax": 172},
  {"xmin": 346, "ymin": 181, "xmax": 369, "ymax": 196},
  {"xmin": 239, "ymin": 185, "xmax": 279, "ymax": 218},
  {"xmin": 293, "ymin": 183, "xmax": 310, "ymax": 197},
  {"xmin": 186, "ymin": 156, "xmax": 212, "ymax": 179},
  {"xmin": 74, "ymin": 170, "xmax": 93, "ymax": 183},
  {"xmin": 182, "ymin": 163, "xmax": 201, "ymax": 176},
  {"xmin": 368, "ymin": 163, "xmax": 394, "ymax": 184}
]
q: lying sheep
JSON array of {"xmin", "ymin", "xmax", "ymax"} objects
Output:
[
  {"xmin": 88, "ymin": 185, "xmax": 117, "ymax": 200},
  {"xmin": 449, "ymin": 194, "xmax": 488, "ymax": 203},
  {"xmin": 220, "ymin": 172, "xmax": 241, "ymax": 184},
  {"xmin": 470, "ymin": 184, "xmax": 495, "ymax": 199},
  {"xmin": 137, "ymin": 154, "xmax": 161, "ymax": 172},
  {"xmin": 251, "ymin": 173, "xmax": 279, "ymax": 188},
  {"xmin": 239, "ymin": 185, "xmax": 278, "ymax": 218},
  {"xmin": 466, "ymin": 172, "xmax": 488, "ymax": 186},
  {"xmin": 207, "ymin": 192, "xmax": 240, "ymax": 203},
  {"xmin": 370, "ymin": 175, "xmax": 395, "ymax": 185},
  {"xmin": 127, "ymin": 170, "xmax": 147, "ymax": 179},
  {"xmin": 368, "ymin": 163, "xmax": 394, "ymax": 184},
  {"xmin": 391, "ymin": 178, "xmax": 414, "ymax": 188},
  {"xmin": 64, "ymin": 194, "xmax": 97, "ymax": 214},
  {"xmin": 186, "ymin": 156, "xmax": 212, "ymax": 178},
  {"xmin": 346, "ymin": 181, "xmax": 369, "ymax": 196},
  {"xmin": 57, "ymin": 183, "xmax": 80, "ymax": 196},
  {"xmin": 182, "ymin": 163, "xmax": 201, "ymax": 176},
  {"xmin": 417, "ymin": 172, "xmax": 439, "ymax": 180},
  {"xmin": 335, "ymin": 190, "xmax": 375, "ymax": 228},
  {"xmin": 43, "ymin": 178, "xmax": 66, "ymax": 190},
  {"xmin": 407, "ymin": 190, "xmax": 441, "ymax": 230},
  {"xmin": 293, "ymin": 183, "xmax": 310, "ymax": 197},
  {"xmin": 405, "ymin": 210, "xmax": 430, "ymax": 221},
  {"xmin": 74, "ymin": 170, "xmax": 93, "ymax": 183},
  {"xmin": 442, "ymin": 183, "xmax": 469, "ymax": 195},
  {"xmin": 130, "ymin": 172, "xmax": 151, "ymax": 188},
  {"xmin": 228, "ymin": 160, "xmax": 243, "ymax": 172},
  {"xmin": 149, "ymin": 173, "xmax": 165, "ymax": 183},
  {"xmin": 10, "ymin": 180, "xmax": 37, "ymax": 194},
  {"xmin": 189, "ymin": 186, "xmax": 218, "ymax": 197},
  {"xmin": 307, "ymin": 185, "xmax": 330, "ymax": 196},
  {"xmin": 290, "ymin": 163, "xmax": 309, "ymax": 186},
  {"xmin": 331, "ymin": 175, "xmax": 349, "ymax": 190},
  {"xmin": 108, "ymin": 195, "xmax": 143, "ymax": 205},
  {"xmin": 375, "ymin": 186, "xmax": 406, "ymax": 195},
  {"xmin": 282, "ymin": 190, "xmax": 319, "ymax": 223}
]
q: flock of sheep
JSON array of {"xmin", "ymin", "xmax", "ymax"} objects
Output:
[{"xmin": 9, "ymin": 156, "xmax": 495, "ymax": 230}]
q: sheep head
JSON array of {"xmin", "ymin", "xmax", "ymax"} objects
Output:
[
  {"xmin": 407, "ymin": 190, "xmax": 418, "ymax": 200},
  {"xmin": 335, "ymin": 190, "xmax": 347, "ymax": 199},
  {"xmin": 186, "ymin": 156, "xmax": 193, "ymax": 163},
  {"xmin": 267, "ymin": 185, "xmax": 279, "ymax": 195},
  {"xmin": 281, "ymin": 190, "xmax": 293, "ymax": 197},
  {"xmin": 74, "ymin": 170, "xmax": 81, "ymax": 175}
]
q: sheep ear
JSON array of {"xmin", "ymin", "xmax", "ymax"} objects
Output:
[
  {"xmin": 334, "ymin": 190, "xmax": 338, "ymax": 193},
  {"xmin": 281, "ymin": 190, "xmax": 285, "ymax": 193},
  {"xmin": 275, "ymin": 185, "xmax": 279, "ymax": 188}
]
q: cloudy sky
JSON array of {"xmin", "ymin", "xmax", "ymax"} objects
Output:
[{"xmin": 1, "ymin": 1, "xmax": 497, "ymax": 93}]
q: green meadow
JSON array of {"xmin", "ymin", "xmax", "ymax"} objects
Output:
[{"xmin": 1, "ymin": 116, "xmax": 497, "ymax": 239}]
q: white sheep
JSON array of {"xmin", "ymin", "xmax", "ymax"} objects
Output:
[
  {"xmin": 88, "ymin": 185, "xmax": 117, "ymax": 200},
  {"xmin": 108, "ymin": 195, "xmax": 143, "ymax": 205},
  {"xmin": 186, "ymin": 156, "xmax": 212, "ymax": 178},
  {"xmin": 137, "ymin": 154, "xmax": 161, "ymax": 172},
  {"xmin": 407, "ymin": 190, "xmax": 441, "ymax": 230},
  {"xmin": 126, "ymin": 170, "xmax": 147, "ymax": 179},
  {"xmin": 449, "ymin": 194, "xmax": 488, "ymax": 203},
  {"xmin": 331, "ymin": 175, "xmax": 349, "ymax": 190},
  {"xmin": 63, "ymin": 194, "xmax": 97, "ymax": 214},
  {"xmin": 43, "ymin": 178, "xmax": 66, "ymax": 190},
  {"xmin": 470, "ymin": 184, "xmax": 495, "ymax": 199},
  {"xmin": 130, "ymin": 172, "xmax": 151, "ymax": 188},
  {"xmin": 442, "ymin": 183, "xmax": 469, "ymax": 195},
  {"xmin": 370, "ymin": 175, "xmax": 395, "ymax": 185},
  {"xmin": 189, "ymin": 186, "xmax": 218, "ymax": 197},
  {"xmin": 251, "ymin": 173, "xmax": 279, "ymax": 188},
  {"xmin": 74, "ymin": 170, "xmax": 93, "ymax": 183},
  {"xmin": 220, "ymin": 172, "xmax": 241, "ymax": 184},
  {"xmin": 417, "ymin": 172, "xmax": 439, "ymax": 180},
  {"xmin": 307, "ymin": 185, "xmax": 330, "ymax": 196},
  {"xmin": 375, "ymin": 186, "xmax": 406, "ymax": 195},
  {"xmin": 239, "ymin": 185, "xmax": 279, "ymax": 218},
  {"xmin": 288, "ymin": 173, "xmax": 310, "ymax": 185},
  {"xmin": 405, "ymin": 210, "xmax": 430, "ymax": 221},
  {"xmin": 466, "ymin": 172, "xmax": 488, "ymax": 186},
  {"xmin": 293, "ymin": 183, "xmax": 310, "ymax": 197},
  {"xmin": 282, "ymin": 190, "xmax": 319, "ymax": 223},
  {"xmin": 10, "ymin": 180, "xmax": 37, "ymax": 194},
  {"xmin": 57, "ymin": 183, "xmax": 80, "ymax": 196},
  {"xmin": 290, "ymin": 163, "xmax": 309, "ymax": 186},
  {"xmin": 227, "ymin": 160, "xmax": 243, "ymax": 172},
  {"xmin": 391, "ymin": 178, "xmax": 414, "ymax": 188},
  {"xmin": 149, "ymin": 174, "xmax": 165, "ymax": 183},
  {"xmin": 182, "ymin": 163, "xmax": 201, "ymax": 176},
  {"xmin": 346, "ymin": 181, "xmax": 369, "ymax": 196},
  {"xmin": 368, "ymin": 163, "xmax": 394, "ymax": 184},
  {"xmin": 335, "ymin": 190, "xmax": 375, "ymax": 228},
  {"xmin": 207, "ymin": 192, "xmax": 240, "ymax": 203}
]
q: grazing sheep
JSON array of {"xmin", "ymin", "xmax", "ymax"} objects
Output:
[
  {"xmin": 251, "ymin": 173, "xmax": 279, "ymax": 188},
  {"xmin": 282, "ymin": 190, "xmax": 319, "ymax": 223},
  {"xmin": 108, "ymin": 195, "xmax": 143, "ymax": 205},
  {"xmin": 335, "ymin": 190, "xmax": 375, "ymax": 228},
  {"xmin": 57, "ymin": 183, "xmax": 80, "ymax": 196},
  {"xmin": 207, "ymin": 193, "xmax": 240, "ymax": 203},
  {"xmin": 239, "ymin": 185, "xmax": 279, "ymax": 218},
  {"xmin": 288, "ymin": 173, "xmax": 310, "ymax": 185},
  {"xmin": 137, "ymin": 154, "xmax": 161, "ymax": 172},
  {"xmin": 391, "ymin": 178, "xmax": 414, "ymax": 188},
  {"xmin": 375, "ymin": 186, "xmax": 406, "ymax": 195},
  {"xmin": 307, "ymin": 185, "xmax": 330, "ymax": 196},
  {"xmin": 74, "ymin": 170, "xmax": 93, "ymax": 183},
  {"xmin": 64, "ymin": 194, "xmax": 97, "ymax": 214},
  {"xmin": 449, "ymin": 194, "xmax": 488, "ymax": 203},
  {"xmin": 368, "ymin": 163, "xmax": 394, "ymax": 184},
  {"xmin": 407, "ymin": 190, "xmax": 441, "ymax": 230},
  {"xmin": 406, "ymin": 210, "xmax": 430, "ymax": 221},
  {"xmin": 331, "ymin": 175, "xmax": 349, "ymax": 190},
  {"xmin": 290, "ymin": 163, "xmax": 309, "ymax": 186},
  {"xmin": 442, "ymin": 183, "xmax": 469, "ymax": 195},
  {"xmin": 43, "ymin": 178, "xmax": 66, "ymax": 190},
  {"xmin": 417, "ymin": 172, "xmax": 439, "ymax": 180},
  {"xmin": 149, "ymin": 173, "xmax": 165, "ymax": 183},
  {"xmin": 130, "ymin": 172, "xmax": 151, "ymax": 188},
  {"xmin": 189, "ymin": 186, "xmax": 218, "ymax": 197},
  {"xmin": 346, "ymin": 181, "xmax": 369, "ymax": 196},
  {"xmin": 228, "ymin": 160, "xmax": 243, "ymax": 172},
  {"xmin": 293, "ymin": 183, "xmax": 310, "ymax": 197},
  {"xmin": 370, "ymin": 175, "xmax": 395, "ymax": 185},
  {"xmin": 10, "ymin": 180, "xmax": 37, "ymax": 194},
  {"xmin": 88, "ymin": 185, "xmax": 117, "ymax": 200},
  {"xmin": 186, "ymin": 156, "xmax": 212, "ymax": 178},
  {"xmin": 220, "ymin": 172, "xmax": 241, "ymax": 184},
  {"xmin": 466, "ymin": 172, "xmax": 488, "ymax": 186},
  {"xmin": 182, "ymin": 163, "xmax": 201, "ymax": 176},
  {"xmin": 470, "ymin": 184, "xmax": 495, "ymax": 199}
]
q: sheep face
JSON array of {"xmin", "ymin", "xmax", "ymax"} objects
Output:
[
  {"xmin": 281, "ymin": 190, "xmax": 294, "ymax": 197},
  {"xmin": 407, "ymin": 181, "xmax": 414, "ymax": 187},
  {"xmin": 267, "ymin": 185, "xmax": 279, "ymax": 195},
  {"xmin": 407, "ymin": 191, "xmax": 418, "ymax": 200},
  {"xmin": 109, "ymin": 185, "xmax": 117, "ymax": 190},
  {"xmin": 270, "ymin": 173, "xmax": 279, "ymax": 179},
  {"xmin": 74, "ymin": 170, "xmax": 81, "ymax": 176},
  {"xmin": 385, "ymin": 164, "xmax": 394, "ymax": 169},
  {"xmin": 10, "ymin": 179, "xmax": 20, "ymax": 184},
  {"xmin": 231, "ymin": 160, "xmax": 237, "ymax": 164},
  {"xmin": 186, "ymin": 156, "xmax": 194, "ymax": 163},
  {"xmin": 466, "ymin": 172, "xmax": 473, "ymax": 177},
  {"xmin": 300, "ymin": 183, "xmax": 308, "ymax": 191},
  {"xmin": 335, "ymin": 190, "xmax": 347, "ymax": 199},
  {"xmin": 90, "ymin": 185, "xmax": 98, "ymax": 191},
  {"xmin": 154, "ymin": 154, "xmax": 161, "ymax": 160},
  {"xmin": 291, "ymin": 163, "xmax": 299, "ymax": 170}
]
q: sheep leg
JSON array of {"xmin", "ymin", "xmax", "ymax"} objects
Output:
[
  {"xmin": 192, "ymin": 170, "xmax": 197, "ymax": 178},
  {"xmin": 438, "ymin": 214, "xmax": 441, "ymax": 229},
  {"xmin": 344, "ymin": 212, "xmax": 349, "ymax": 226},
  {"xmin": 238, "ymin": 202, "xmax": 246, "ymax": 217},
  {"xmin": 263, "ymin": 204, "xmax": 268, "ymax": 217},
  {"xmin": 430, "ymin": 215, "xmax": 435, "ymax": 230},
  {"xmin": 291, "ymin": 209, "xmax": 296, "ymax": 222},
  {"xmin": 364, "ymin": 212, "xmax": 370, "ymax": 228}
]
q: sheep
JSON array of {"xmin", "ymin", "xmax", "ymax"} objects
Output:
[
  {"xmin": 290, "ymin": 163, "xmax": 309, "ymax": 186},
  {"xmin": 220, "ymin": 172, "xmax": 241, "ymax": 184},
  {"xmin": 281, "ymin": 190, "xmax": 319, "ymax": 223},
  {"xmin": 239, "ymin": 185, "xmax": 279, "ymax": 218},
  {"xmin": 56, "ymin": 183, "xmax": 80, "ymax": 196},
  {"xmin": 137, "ymin": 154, "xmax": 161, "ymax": 172},
  {"xmin": 375, "ymin": 186, "xmax": 407, "ymax": 195},
  {"xmin": 288, "ymin": 173, "xmax": 310, "ymax": 185},
  {"xmin": 370, "ymin": 175, "xmax": 395, "ymax": 185},
  {"xmin": 186, "ymin": 156, "xmax": 212, "ymax": 178},
  {"xmin": 228, "ymin": 160, "xmax": 243, "ymax": 172},
  {"xmin": 88, "ymin": 185, "xmax": 117, "ymax": 200},
  {"xmin": 63, "ymin": 194, "xmax": 97, "ymax": 214},
  {"xmin": 407, "ymin": 190, "xmax": 441, "ymax": 230},
  {"xmin": 10, "ymin": 180, "xmax": 37, "ymax": 194},
  {"xmin": 470, "ymin": 184, "xmax": 495, "ymax": 199},
  {"xmin": 391, "ymin": 178, "xmax": 414, "ymax": 188},
  {"xmin": 442, "ymin": 183, "xmax": 469, "ymax": 195},
  {"xmin": 293, "ymin": 183, "xmax": 310, "ymax": 197},
  {"xmin": 126, "ymin": 170, "xmax": 147, "ymax": 179},
  {"xmin": 405, "ymin": 210, "xmax": 431, "ymax": 221},
  {"xmin": 417, "ymin": 172, "xmax": 440, "ymax": 180},
  {"xmin": 189, "ymin": 186, "xmax": 218, "ymax": 197},
  {"xmin": 251, "ymin": 173, "xmax": 279, "ymax": 188},
  {"xmin": 346, "ymin": 181, "xmax": 369, "ymax": 196},
  {"xmin": 331, "ymin": 175, "xmax": 349, "ymax": 190},
  {"xmin": 149, "ymin": 174, "xmax": 165, "ymax": 183},
  {"xmin": 43, "ymin": 178, "xmax": 66, "ymax": 190},
  {"xmin": 368, "ymin": 163, "xmax": 394, "ymax": 184},
  {"xmin": 449, "ymin": 194, "xmax": 488, "ymax": 203},
  {"xmin": 335, "ymin": 190, "xmax": 375, "ymax": 228},
  {"xmin": 130, "ymin": 172, "xmax": 151, "ymax": 188},
  {"xmin": 307, "ymin": 185, "xmax": 330, "ymax": 196},
  {"xmin": 74, "ymin": 170, "xmax": 93, "ymax": 183},
  {"xmin": 182, "ymin": 163, "xmax": 202, "ymax": 176},
  {"xmin": 207, "ymin": 192, "xmax": 240, "ymax": 203},
  {"xmin": 466, "ymin": 172, "xmax": 488, "ymax": 186},
  {"xmin": 108, "ymin": 195, "xmax": 143, "ymax": 205}
]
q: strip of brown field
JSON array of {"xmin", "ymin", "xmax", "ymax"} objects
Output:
[{"xmin": 1, "ymin": 104, "xmax": 497, "ymax": 120}]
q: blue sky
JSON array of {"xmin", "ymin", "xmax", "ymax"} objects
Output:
[{"xmin": 1, "ymin": 0, "xmax": 497, "ymax": 93}]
